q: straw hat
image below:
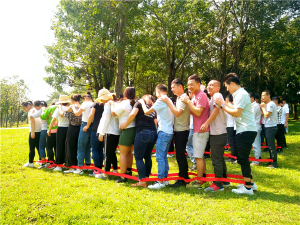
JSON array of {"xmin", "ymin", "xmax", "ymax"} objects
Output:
[
  {"xmin": 95, "ymin": 89, "xmax": 115, "ymax": 103},
  {"xmin": 56, "ymin": 95, "xmax": 71, "ymax": 104}
]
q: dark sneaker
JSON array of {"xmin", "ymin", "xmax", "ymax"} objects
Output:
[
  {"xmin": 170, "ymin": 180, "xmax": 186, "ymax": 188},
  {"xmin": 222, "ymin": 182, "xmax": 231, "ymax": 187},
  {"xmin": 115, "ymin": 177, "xmax": 127, "ymax": 183},
  {"xmin": 204, "ymin": 183, "xmax": 224, "ymax": 192}
]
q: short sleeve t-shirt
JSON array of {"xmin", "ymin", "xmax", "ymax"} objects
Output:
[
  {"xmin": 192, "ymin": 91, "xmax": 209, "ymax": 133},
  {"xmin": 134, "ymin": 101, "xmax": 157, "ymax": 133},
  {"xmin": 232, "ymin": 88, "xmax": 257, "ymax": 134},
  {"xmin": 52, "ymin": 106, "xmax": 69, "ymax": 127},
  {"xmin": 92, "ymin": 102, "xmax": 104, "ymax": 131},
  {"xmin": 114, "ymin": 99, "xmax": 135, "ymax": 129},
  {"xmin": 80, "ymin": 101, "xmax": 94, "ymax": 122},
  {"xmin": 281, "ymin": 104, "xmax": 289, "ymax": 124},
  {"xmin": 251, "ymin": 101, "xmax": 261, "ymax": 130},
  {"xmin": 174, "ymin": 93, "xmax": 190, "ymax": 132},
  {"xmin": 209, "ymin": 92, "xmax": 226, "ymax": 135},
  {"xmin": 263, "ymin": 101, "xmax": 277, "ymax": 128},
  {"xmin": 152, "ymin": 96, "xmax": 174, "ymax": 134},
  {"xmin": 28, "ymin": 108, "xmax": 42, "ymax": 132}
]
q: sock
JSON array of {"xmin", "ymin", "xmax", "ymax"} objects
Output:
[{"xmin": 127, "ymin": 168, "xmax": 132, "ymax": 172}]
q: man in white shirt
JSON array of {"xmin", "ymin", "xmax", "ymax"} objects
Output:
[
  {"xmin": 282, "ymin": 98, "xmax": 289, "ymax": 134},
  {"xmin": 249, "ymin": 92, "xmax": 262, "ymax": 166},
  {"xmin": 215, "ymin": 73, "xmax": 257, "ymax": 195},
  {"xmin": 260, "ymin": 90, "xmax": 278, "ymax": 168},
  {"xmin": 160, "ymin": 79, "xmax": 190, "ymax": 188},
  {"xmin": 140, "ymin": 84, "xmax": 174, "ymax": 189}
]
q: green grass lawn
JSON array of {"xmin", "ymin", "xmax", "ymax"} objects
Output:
[{"xmin": 1, "ymin": 120, "xmax": 300, "ymax": 224}]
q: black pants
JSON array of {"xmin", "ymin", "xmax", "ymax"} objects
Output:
[
  {"xmin": 210, "ymin": 133, "xmax": 228, "ymax": 186},
  {"xmin": 174, "ymin": 130, "xmax": 190, "ymax": 179},
  {"xmin": 65, "ymin": 125, "xmax": 80, "ymax": 167},
  {"xmin": 104, "ymin": 134, "xmax": 119, "ymax": 172},
  {"xmin": 29, "ymin": 132, "xmax": 41, "ymax": 163},
  {"xmin": 275, "ymin": 124, "xmax": 285, "ymax": 149},
  {"xmin": 46, "ymin": 133, "xmax": 56, "ymax": 162},
  {"xmin": 261, "ymin": 124, "xmax": 267, "ymax": 145},
  {"xmin": 55, "ymin": 127, "xmax": 68, "ymax": 164},
  {"xmin": 265, "ymin": 126, "xmax": 278, "ymax": 167},
  {"xmin": 226, "ymin": 127, "xmax": 236, "ymax": 156},
  {"xmin": 235, "ymin": 131, "xmax": 257, "ymax": 178}
]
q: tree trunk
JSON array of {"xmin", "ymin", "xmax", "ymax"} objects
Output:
[
  {"xmin": 293, "ymin": 104, "xmax": 298, "ymax": 120},
  {"xmin": 5, "ymin": 112, "xmax": 8, "ymax": 128},
  {"xmin": 0, "ymin": 112, "xmax": 2, "ymax": 127},
  {"xmin": 114, "ymin": 12, "xmax": 126, "ymax": 98},
  {"xmin": 17, "ymin": 106, "xmax": 20, "ymax": 127}
]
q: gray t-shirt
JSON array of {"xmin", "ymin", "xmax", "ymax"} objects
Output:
[
  {"xmin": 209, "ymin": 92, "xmax": 226, "ymax": 135},
  {"xmin": 232, "ymin": 88, "xmax": 257, "ymax": 134},
  {"xmin": 263, "ymin": 101, "xmax": 277, "ymax": 128},
  {"xmin": 174, "ymin": 93, "xmax": 190, "ymax": 132}
]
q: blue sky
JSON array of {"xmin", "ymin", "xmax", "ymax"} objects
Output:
[{"xmin": 0, "ymin": 0, "xmax": 61, "ymax": 101}]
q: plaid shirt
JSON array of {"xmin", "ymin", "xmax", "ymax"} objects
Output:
[{"xmin": 277, "ymin": 106, "xmax": 283, "ymax": 124}]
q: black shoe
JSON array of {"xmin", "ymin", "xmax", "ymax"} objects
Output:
[
  {"xmin": 170, "ymin": 180, "xmax": 186, "ymax": 188},
  {"xmin": 126, "ymin": 171, "xmax": 132, "ymax": 176},
  {"xmin": 115, "ymin": 177, "xmax": 127, "ymax": 183}
]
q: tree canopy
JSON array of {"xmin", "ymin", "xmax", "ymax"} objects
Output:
[{"xmin": 45, "ymin": 0, "xmax": 300, "ymax": 108}]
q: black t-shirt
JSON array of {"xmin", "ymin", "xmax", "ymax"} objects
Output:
[
  {"xmin": 92, "ymin": 102, "xmax": 104, "ymax": 131},
  {"xmin": 134, "ymin": 101, "xmax": 157, "ymax": 133}
]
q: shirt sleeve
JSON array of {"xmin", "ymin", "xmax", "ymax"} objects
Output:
[
  {"xmin": 152, "ymin": 100, "xmax": 164, "ymax": 111},
  {"xmin": 31, "ymin": 109, "xmax": 42, "ymax": 118},
  {"xmin": 114, "ymin": 101, "xmax": 125, "ymax": 116},
  {"xmin": 97, "ymin": 103, "xmax": 111, "ymax": 136},
  {"xmin": 234, "ymin": 94, "xmax": 246, "ymax": 109},
  {"xmin": 80, "ymin": 102, "xmax": 86, "ymax": 110},
  {"xmin": 195, "ymin": 93, "xmax": 208, "ymax": 109},
  {"xmin": 266, "ymin": 102, "xmax": 274, "ymax": 113},
  {"xmin": 177, "ymin": 97, "xmax": 186, "ymax": 111},
  {"xmin": 213, "ymin": 93, "xmax": 223, "ymax": 108},
  {"xmin": 52, "ymin": 108, "xmax": 59, "ymax": 119}
]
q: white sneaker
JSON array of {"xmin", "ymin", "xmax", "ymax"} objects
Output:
[
  {"xmin": 73, "ymin": 169, "xmax": 84, "ymax": 175},
  {"xmin": 44, "ymin": 162, "xmax": 50, "ymax": 168},
  {"xmin": 163, "ymin": 181, "xmax": 169, "ymax": 186},
  {"xmin": 237, "ymin": 183, "xmax": 258, "ymax": 191},
  {"xmin": 64, "ymin": 169, "xmax": 76, "ymax": 173},
  {"xmin": 95, "ymin": 173, "xmax": 108, "ymax": 179},
  {"xmin": 167, "ymin": 154, "xmax": 174, "ymax": 158},
  {"xmin": 23, "ymin": 162, "xmax": 34, "ymax": 168},
  {"xmin": 38, "ymin": 164, "xmax": 47, "ymax": 169},
  {"xmin": 53, "ymin": 166, "xmax": 62, "ymax": 171},
  {"xmin": 148, "ymin": 181, "xmax": 166, "ymax": 189},
  {"xmin": 152, "ymin": 153, "xmax": 156, "ymax": 157},
  {"xmin": 35, "ymin": 162, "xmax": 42, "ymax": 166},
  {"xmin": 232, "ymin": 185, "xmax": 254, "ymax": 195}
]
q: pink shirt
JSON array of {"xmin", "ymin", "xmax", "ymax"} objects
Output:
[{"xmin": 192, "ymin": 90, "xmax": 210, "ymax": 133}]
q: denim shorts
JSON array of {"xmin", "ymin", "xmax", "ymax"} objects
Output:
[{"xmin": 119, "ymin": 127, "xmax": 136, "ymax": 146}]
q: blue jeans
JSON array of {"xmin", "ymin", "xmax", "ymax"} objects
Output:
[
  {"xmin": 186, "ymin": 129, "xmax": 196, "ymax": 165},
  {"xmin": 77, "ymin": 122, "xmax": 92, "ymax": 167},
  {"xmin": 91, "ymin": 130, "xmax": 104, "ymax": 169},
  {"xmin": 39, "ymin": 130, "xmax": 47, "ymax": 158},
  {"xmin": 134, "ymin": 129, "xmax": 157, "ymax": 180},
  {"xmin": 156, "ymin": 131, "xmax": 173, "ymax": 179}
]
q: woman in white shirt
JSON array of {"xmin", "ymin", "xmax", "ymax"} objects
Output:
[
  {"xmin": 48, "ymin": 95, "xmax": 71, "ymax": 171},
  {"xmin": 30, "ymin": 100, "xmax": 48, "ymax": 168},
  {"xmin": 96, "ymin": 89, "xmax": 120, "ymax": 179},
  {"xmin": 110, "ymin": 87, "xmax": 136, "ymax": 183},
  {"xmin": 72, "ymin": 91, "xmax": 94, "ymax": 174},
  {"xmin": 22, "ymin": 101, "xmax": 42, "ymax": 168}
]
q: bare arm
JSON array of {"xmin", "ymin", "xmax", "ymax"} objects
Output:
[
  {"xmin": 260, "ymin": 105, "xmax": 271, "ymax": 118},
  {"xmin": 200, "ymin": 106, "xmax": 219, "ymax": 131},
  {"xmin": 47, "ymin": 117, "xmax": 57, "ymax": 136},
  {"xmin": 83, "ymin": 108, "xmax": 95, "ymax": 132},
  {"xmin": 120, "ymin": 108, "xmax": 139, "ymax": 130},
  {"xmin": 284, "ymin": 113, "xmax": 289, "ymax": 128},
  {"xmin": 215, "ymin": 97, "xmax": 243, "ymax": 117},
  {"xmin": 72, "ymin": 106, "xmax": 84, "ymax": 116},
  {"xmin": 30, "ymin": 117, "xmax": 35, "ymax": 139},
  {"xmin": 160, "ymin": 96, "xmax": 183, "ymax": 117},
  {"xmin": 138, "ymin": 99, "xmax": 155, "ymax": 115}
]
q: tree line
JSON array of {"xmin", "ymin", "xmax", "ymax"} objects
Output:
[{"xmin": 45, "ymin": 0, "xmax": 300, "ymax": 118}]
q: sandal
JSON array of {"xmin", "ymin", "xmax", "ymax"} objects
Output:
[{"xmin": 131, "ymin": 182, "xmax": 147, "ymax": 187}]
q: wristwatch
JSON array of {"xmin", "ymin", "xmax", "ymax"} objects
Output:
[{"xmin": 220, "ymin": 104, "xmax": 225, "ymax": 109}]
